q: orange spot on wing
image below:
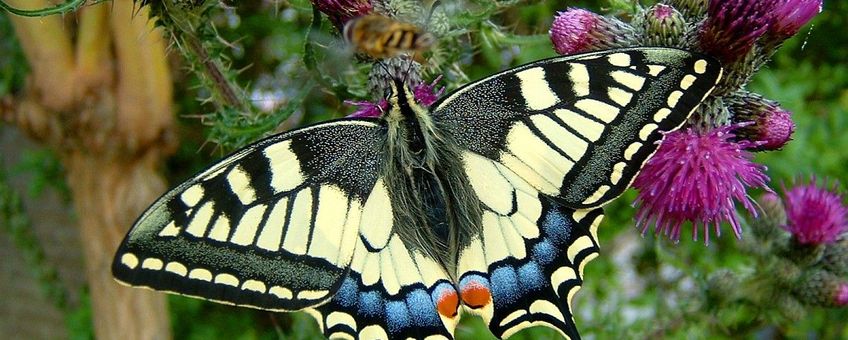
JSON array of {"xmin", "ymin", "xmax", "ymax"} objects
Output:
[
  {"xmin": 436, "ymin": 290, "xmax": 459, "ymax": 317},
  {"xmin": 460, "ymin": 282, "xmax": 491, "ymax": 308}
]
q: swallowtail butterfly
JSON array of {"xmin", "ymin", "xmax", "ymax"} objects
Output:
[{"xmin": 113, "ymin": 47, "xmax": 721, "ymax": 339}]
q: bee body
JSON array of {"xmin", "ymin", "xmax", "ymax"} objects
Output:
[{"xmin": 344, "ymin": 14, "xmax": 434, "ymax": 59}]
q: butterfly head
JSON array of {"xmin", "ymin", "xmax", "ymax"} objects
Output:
[{"xmin": 386, "ymin": 77, "xmax": 425, "ymax": 122}]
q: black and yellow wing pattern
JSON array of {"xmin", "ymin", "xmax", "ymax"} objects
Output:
[
  {"xmin": 113, "ymin": 120, "xmax": 386, "ymax": 311},
  {"xmin": 113, "ymin": 47, "xmax": 721, "ymax": 339},
  {"xmin": 433, "ymin": 48, "xmax": 721, "ymax": 338}
]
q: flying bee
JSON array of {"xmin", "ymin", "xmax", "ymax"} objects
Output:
[{"xmin": 343, "ymin": 14, "xmax": 435, "ymax": 60}]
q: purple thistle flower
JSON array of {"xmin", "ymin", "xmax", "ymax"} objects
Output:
[
  {"xmin": 782, "ymin": 178, "xmax": 848, "ymax": 245},
  {"xmin": 312, "ymin": 0, "xmax": 372, "ymax": 29},
  {"xmin": 767, "ymin": 0, "xmax": 822, "ymax": 42},
  {"xmin": 633, "ymin": 124, "xmax": 771, "ymax": 245},
  {"xmin": 346, "ymin": 76, "xmax": 443, "ymax": 118},
  {"xmin": 549, "ymin": 8, "xmax": 636, "ymax": 55},
  {"xmin": 699, "ymin": 0, "xmax": 775, "ymax": 63},
  {"xmin": 413, "ymin": 76, "xmax": 445, "ymax": 107},
  {"xmin": 345, "ymin": 98, "xmax": 388, "ymax": 118}
]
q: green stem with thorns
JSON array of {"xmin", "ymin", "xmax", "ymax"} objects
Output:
[{"xmin": 0, "ymin": 0, "xmax": 99, "ymax": 17}]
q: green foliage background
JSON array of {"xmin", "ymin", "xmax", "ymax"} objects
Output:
[{"xmin": 1, "ymin": 0, "xmax": 847, "ymax": 338}]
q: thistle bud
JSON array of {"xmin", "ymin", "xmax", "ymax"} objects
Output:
[
  {"xmin": 771, "ymin": 258, "xmax": 802, "ymax": 285},
  {"xmin": 823, "ymin": 239, "xmax": 848, "ymax": 276},
  {"xmin": 706, "ymin": 269, "xmax": 739, "ymax": 303},
  {"xmin": 764, "ymin": 0, "xmax": 822, "ymax": 47},
  {"xmin": 837, "ymin": 284, "xmax": 848, "ymax": 306},
  {"xmin": 637, "ymin": 4, "xmax": 686, "ymax": 46},
  {"xmin": 549, "ymin": 8, "xmax": 637, "ymax": 55},
  {"xmin": 728, "ymin": 93, "xmax": 796, "ymax": 151},
  {"xmin": 751, "ymin": 193, "xmax": 787, "ymax": 241},
  {"xmin": 794, "ymin": 269, "xmax": 848, "ymax": 307},
  {"xmin": 663, "ymin": 0, "xmax": 707, "ymax": 19},
  {"xmin": 776, "ymin": 295, "xmax": 805, "ymax": 321}
]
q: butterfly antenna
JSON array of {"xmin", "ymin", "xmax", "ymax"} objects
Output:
[
  {"xmin": 399, "ymin": 0, "xmax": 441, "ymax": 93},
  {"xmin": 374, "ymin": 60, "xmax": 396, "ymax": 99}
]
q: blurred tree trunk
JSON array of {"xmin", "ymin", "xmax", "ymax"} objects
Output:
[{"xmin": 6, "ymin": 0, "xmax": 174, "ymax": 339}]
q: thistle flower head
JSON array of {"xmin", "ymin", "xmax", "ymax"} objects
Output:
[
  {"xmin": 699, "ymin": 0, "xmax": 775, "ymax": 63},
  {"xmin": 767, "ymin": 0, "xmax": 822, "ymax": 42},
  {"xmin": 412, "ymin": 75, "xmax": 445, "ymax": 107},
  {"xmin": 346, "ymin": 99, "xmax": 388, "ymax": 118},
  {"xmin": 312, "ymin": 0, "xmax": 373, "ymax": 29},
  {"xmin": 368, "ymin": 57, "xmax": 422, "ymax": 99},
  {"xmin": 783, "ymin": 178, "xmax": 848, "ymax": 245},
  {"xmin": 633, "ymin": 124, "xmax": 771, "ymax": 245},
  {"xmin": 549, "ymin": 8, "xmax": 636, "ymax": 55},
  {"xmin": 347, "ymin": 75, "xmax": 443, "ymax": 117}
]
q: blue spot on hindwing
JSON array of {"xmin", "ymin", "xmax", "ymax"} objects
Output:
[
  {"xmin": 406, "ymin": 289, "xmax": 440, "ymax": 327},
  {"xmin": 490, "ymin": 266, "xmax": 520, "ymax": 304},
  {"xmin": 431, "ymin": 282, "xmax": 456, "ymax": 304},
  {"xmin": 518, "ymin": 262, "xmax": 545, "ymax": 292},
  {"xmin": 531, "ymin": 240, "xmax": 558, "ymax": 265},
  {"xmin": 359, "ymin": 290, "xmax": 383, "ymax": 317},
  {"xmin": 385, "ymin": 300, "xmax": 411, "ymax": 334},
  {"xmin": 459, "ymin": 274, "xmax": 491, "ymax": 291},
  {"xmin": 334, "ymin": 277, "xmax": 358, "ymax": 308},
  {"xmin": 543, "ymin": 206, "xmax": 572, "ymax": 245}
]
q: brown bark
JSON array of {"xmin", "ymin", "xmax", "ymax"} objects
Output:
[{"xmin": 6, "ymin": 0, "xmax": 175, "ymax": 339}]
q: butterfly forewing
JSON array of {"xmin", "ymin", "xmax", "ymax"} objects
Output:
[
  {"xmin": 112, "ymin": 120, "xmax": 385, "ymax": 311},
  {"xmin": 432, "ymin": 48, "xmax": 722, "ymax": 209}
]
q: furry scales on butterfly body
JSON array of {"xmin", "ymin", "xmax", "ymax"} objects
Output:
[
  {"xmin": 113, "ymin": 48, "xmax": 722, "ymax": 339},
  {"xmin": 344, "ymin": 14, "xmax": 435, "ymax": 60}
]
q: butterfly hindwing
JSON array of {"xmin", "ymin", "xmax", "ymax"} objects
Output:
[
  {"xmin": 457, "ymin": 152, "xmax": 603, "ymax": 338},
  {"xmin": 112, "ymin": 120, "xmax": 386, "ymax": 311},
  {"xmin": 308, "ymin": 210, "xmax": 460, "ymax": 339},
  {"xmin": 432, "ymin": 48, "xmax": 722, "ymax": 209}
]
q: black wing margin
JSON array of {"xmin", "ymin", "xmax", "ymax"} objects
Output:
[{"xmin": 112, "ymin": 119, "xmax": 385, "ymax": 312}]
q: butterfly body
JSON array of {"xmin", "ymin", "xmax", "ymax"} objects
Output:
[{"xmin": 113, "ymin": 48, "xmax": 722, "ymax": 339}]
